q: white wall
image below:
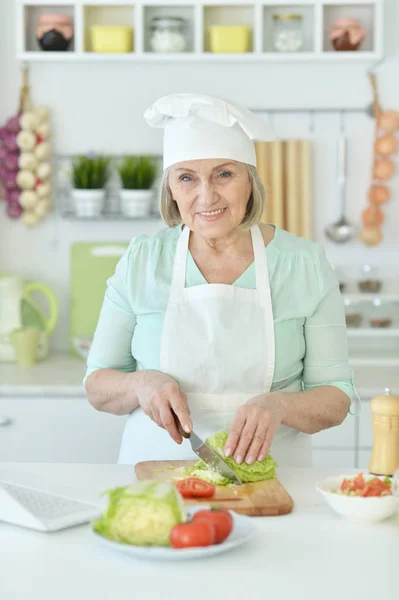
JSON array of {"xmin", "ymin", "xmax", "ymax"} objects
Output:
[{"xmin": 1, "ymin": 0, "xmax": 399, "ymax": 351}]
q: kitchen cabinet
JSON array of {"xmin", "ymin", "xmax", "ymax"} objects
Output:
[
  {"xmin": 17, "ymin": 0, "xmax": 383, "ymax": 63},
  {"xmin": 0, "ymin": 397, "xmax": 127, "ymax": 463}
]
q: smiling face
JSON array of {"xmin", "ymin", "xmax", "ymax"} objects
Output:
[{"xmin": 167, "ymin": 159, "xmax": 252, "ymax": 239}]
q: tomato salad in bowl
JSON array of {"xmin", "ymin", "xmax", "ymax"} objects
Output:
[{"xmin": 317, "ymin": 473, "xmax": 399, "ymax": 524}]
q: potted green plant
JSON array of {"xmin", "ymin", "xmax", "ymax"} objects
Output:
[
  {"xmin": 117, "ymin": 155, "xmax": 158, "ymax": 217},
  {"xmin": 71, "ymin": 154, "xmax": 110, "ymax": 217}
]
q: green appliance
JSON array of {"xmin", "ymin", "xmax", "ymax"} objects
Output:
[{"xmin": 70, "ymin": 242, "xmax": 129, "ymax": 358}]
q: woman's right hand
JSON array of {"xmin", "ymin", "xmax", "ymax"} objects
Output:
[{"xmin": 135, "ymin": 370, "xmax": 192, "ymax": 444}]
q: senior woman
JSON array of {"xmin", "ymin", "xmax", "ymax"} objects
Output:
[{"xmin": 85, "ymin": 93, "xmax": 355, "ymax": 467}]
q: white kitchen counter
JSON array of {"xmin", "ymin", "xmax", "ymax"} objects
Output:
[
  {"xmin": 0, "ymin": 352, "xmax": 86, "ymax": 397},
  {"xmin": 0, "ymin": 351, "xmax": 398, "ymax": 398},
  {"xmin": 0, "ymin": 463, "xmax": 397, "ymax": 600}
]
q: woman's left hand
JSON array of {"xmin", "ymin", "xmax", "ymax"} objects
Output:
[{"xmin": 224, "ymin": 394, "xmax": 286, "ymax": 465}]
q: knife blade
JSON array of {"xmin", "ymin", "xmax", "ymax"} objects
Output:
[
  {"xmin": 188, "ymin": 431, "xmax": 243, "ymax": 485},
  {"xmin": 172, "ymin": 412, "xmax": 242, "ymax": 485}
]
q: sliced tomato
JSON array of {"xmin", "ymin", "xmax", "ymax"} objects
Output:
[
  {"xmin": 192, "ymin": 509, "xmax": 233, "ymax": 544},
  {"xmin": 169, "ymin": 521, "xmax": 215, "ymax": 549},
  {"xmin": 340, "ymin": 474, "xmax": 391, "ymax": 497},
  {"xmin": 176, "ymin": 478, "xmax": 215, "ymax": 499}
]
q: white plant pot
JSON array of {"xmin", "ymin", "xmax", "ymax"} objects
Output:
[
  {"xmin": 120, "ymin": 189, "xmax": 153, "ymax": 218},
  {"xmin": 72, "ymin": 189, "xmax": 105, "ymax": 218}
]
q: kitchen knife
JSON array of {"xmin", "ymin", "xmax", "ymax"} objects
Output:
[{"xmin": 173, "ymin": 413, "xmax": 242, "ymax": 485}]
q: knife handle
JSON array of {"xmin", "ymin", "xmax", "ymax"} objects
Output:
[{"xmin": 172, "ymin": 411, "xmax": 190, "ymax": 439}]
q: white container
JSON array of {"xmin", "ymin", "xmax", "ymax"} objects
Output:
[
  {"xmin": 72, "ymin": 189, "xmax": 105, "ymax": 218},
  {"xmin": 272, "ymin": 13, "xmax": 304, "ymax": 52},
  {"xmin": 316, "ymin": 474, "xmax": 398, "ymax": 524},
  {"xmin": 120, "ymin": 189, "xmax": 153, "ymax": 218},
  {"xmin": 150, "ymin": 17, "xmax": 187, "ymax": 53}
]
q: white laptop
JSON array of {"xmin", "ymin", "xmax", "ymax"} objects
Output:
[{"xmin": 0, "ymin": 469, "xmax": 102, "ymax": 532}]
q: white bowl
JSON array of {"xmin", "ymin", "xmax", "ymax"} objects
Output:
[{"xmin": 316, "ymin": 474, "xmax": 399, "ymax": 524}]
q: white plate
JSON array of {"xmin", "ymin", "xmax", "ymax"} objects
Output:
[{"xmin": 92, "ymin": 508, "xmax": 257, "ymax": 560}]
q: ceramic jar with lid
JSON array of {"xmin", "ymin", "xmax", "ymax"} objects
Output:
[
  {"xmin": 358, "ymin": 263, "xmax": 382, "ymax": 293},
  {"xmin": 36, "ymin": 14, "xmax": 74, "ymax": 51},
  {"xmin": 344, "ymin": 298, "xmax": 363, "ymax": 328},
  {"xmin": 329, "ymin": 18, "xmax": 366, "ymax": 52},
  {"xmin": 368, "ymin": 298, "xmax": 396, "ymax": 329},
  {"xmin": 149, "ymin": 17, "xmax": 187, "ymax": 53},
  {"xmin": 272, "ymin": 13, "xmax": 304, "ymax": 52},
  {"xmin": 369, "ymin": 388, "xmax": 399, "ymax": 476}
]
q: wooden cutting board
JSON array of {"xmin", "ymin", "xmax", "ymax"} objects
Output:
[{"xmin": 135, "ymin": 461, "xmax": 294, "ymax": 517}]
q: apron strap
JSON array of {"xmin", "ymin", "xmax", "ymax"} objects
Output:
[
  {"xmin": 251, "ymin": 225, "xmax": 269, "ymax": 306},
  {"xmin": 169, "ymin": 225, "xmax": 190, "ymax": 304},
  {"xmin": 250, "ymin": 225, "xmax": 275, "ymax": 391}
]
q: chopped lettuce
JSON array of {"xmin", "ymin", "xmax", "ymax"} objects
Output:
[
  {"xmin": 93, "ymin": 480, "xmax": 187, "ymax": 546},
  {"xmin": 206, "ymin": 430, "xmax": 278, "ymax": 483},
  {"xmin": 175, "ymin": 462, "xmax": 231, "ymax": 486},
  {"xmin": 175, "ymin": 430, "xmax": 278, "ymax": 485}
]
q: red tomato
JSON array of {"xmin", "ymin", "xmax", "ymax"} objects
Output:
[
  {"xmin": 176, "ymin": 478, "xmax": 215, "ymax": 499},
  {"xmin": 169, "ymin": 521, "xmax": 215, "ymax": 549},
  {"xmin": 192, "ymin": 509, "xmax": 233, "ymax": 544},
  {"xmin": 341, "ymin": 474, "xmax": 391, "ymax": 497}
]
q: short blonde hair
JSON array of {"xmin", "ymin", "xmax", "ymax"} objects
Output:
[{"xmin": 159, "ymin": 164, "xmax": 266, "ymax": 231}]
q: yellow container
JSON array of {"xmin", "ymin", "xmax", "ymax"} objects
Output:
[
  {"xmin": 209, "ymin": 26, "xmax": 251, "ymax": 53},
  {"xmin": 90, "ymin": 25, "xmax": 134, "ymax": 53}
]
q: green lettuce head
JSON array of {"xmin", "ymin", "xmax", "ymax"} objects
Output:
[
  {"xmin": 205, "ymin": 430, "xmax": 278, "ymax": 483},
  {"xmin": 93, "ymin": 480, "xmax": 187, "ymax": 546}
]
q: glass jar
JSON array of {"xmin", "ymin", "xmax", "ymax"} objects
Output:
[
  {"xmin": 358, "ymin": 264, "xmax": 382, "ymax": 293},
  {"xmin": 368, "ymin": 298, "xmax": 395, "ymax": 329},
  {"xmin": 272, "ymin": 13, "xmax": 304, "ymax": 52},
  {"xmin": 344, "ymin": 298, "xmax": 363, "ymax": 328},
  {"xmin": 150, "ymin": 17, "xmax": 187, "ymax": 53}
]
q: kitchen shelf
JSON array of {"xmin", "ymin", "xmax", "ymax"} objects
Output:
[
  {"xmin": 17, "ymin": 50, "xmax": 381, "ymax": 62},
  {"xmin": 350, "ymin": 356, "xmax": 399, "ymax": 367},
  {"xmin": 17, "ymin": 0, "xmax": 384, "ymax": 62},
  {"xmin": 343, "ymin": 293, "xmax": 399, "ymax": 303},
  {"xmin": 347, "ymin": 328, "xmax": 399, "ymax": 338}
]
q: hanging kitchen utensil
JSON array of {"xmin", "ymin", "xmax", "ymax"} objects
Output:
[{"xmin": 325, "ymin": 135, "xmax": 356, "ymax": 243}]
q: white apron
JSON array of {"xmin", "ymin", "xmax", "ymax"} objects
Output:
[{"xmin": 118, "ymin": 225, "xmax": 312, "ymax": 467}]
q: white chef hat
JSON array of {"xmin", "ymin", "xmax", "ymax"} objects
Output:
[{"xmin": 143, "ymin": 93, "xmax": 276, "ymax": 170}]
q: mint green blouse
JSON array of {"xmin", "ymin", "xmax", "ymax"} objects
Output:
[{"xmin": 84, "ymin": 225, "xmax": 354, "ymax": 402}]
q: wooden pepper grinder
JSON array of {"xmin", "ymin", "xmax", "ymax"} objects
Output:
[{"xmin": 369, "ymin": 388, "xmax": 399, "ymax": 476}]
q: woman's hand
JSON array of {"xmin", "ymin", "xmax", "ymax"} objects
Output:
[
  {"xmin": 224, "ymin": 393, "xmax": 286, "ymax": 465},
  {"xmin": 135, "ymin": 371, "xmax": 192, "ymax": 444}
]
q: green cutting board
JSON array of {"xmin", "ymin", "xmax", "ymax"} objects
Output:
[{"xmin": 70, "ymin": 242, "xmax": 129, "ymax": 356}]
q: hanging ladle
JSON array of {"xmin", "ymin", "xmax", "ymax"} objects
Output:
[{"xmin": 325, "ymin": 135, "xmax": 356, "ymax": 244}]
